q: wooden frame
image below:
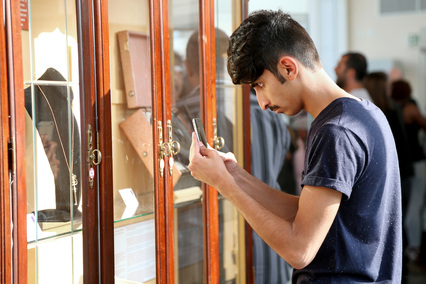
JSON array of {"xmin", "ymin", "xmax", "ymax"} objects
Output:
[
  {"xmin": 0, "ymin": 0, "xmax": 12, "ymax": 282},
  {"xmin": 240, "ymin": 1, "xmax": 254, "ymax": 282},
  {"xmin": 3, "ymin": 0, "xmax": 28, "ymax": 283},
  {"xmin": 93, "ymin": 0, "xmax": 115, "ymax": 282},
  {"xmin": 148, "ymin": 0, "xmax": 175, "ymax": 283},
  {"xmin": 199, "ymin": 0, "xmax": 220, "ymax": 283},
  {"xmin": 78, "ymin": 0, "xmax": 99, "ymax": 281},
  {"xmin": 241, "ymin": 6, "xmax": 253, "ymax": 283},
  {"xmin": 78, "ymin": 0, "xmax": 117, "ymax": 282}
]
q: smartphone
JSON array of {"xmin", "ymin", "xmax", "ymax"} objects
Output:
[
  {"xmin": 192, "ymin": 118, "xmax": 208, "ymax": 148},
  {"xmin": 37, "ymin": 121, "xmax": 54, "ymax": 141}
]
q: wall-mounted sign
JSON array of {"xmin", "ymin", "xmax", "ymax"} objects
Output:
[{"xmin": 20, "ymin": 0, "xmax": 29, "ymax": 31}]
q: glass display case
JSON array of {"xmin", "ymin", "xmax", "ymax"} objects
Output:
[
  {"xmin": 22, "ymin": 0, "xmax": 83, "ymax": 282},
  {"xmin": 108, "ymin": 0, "xmax": 156, "ymax": 282},
  {"xmin": 2, "ymin": 0, "xmax": 249, "ymax": 282},
  {"xmin": 215, "ymin": 0, "xmax": 246, "ymax": 283}
]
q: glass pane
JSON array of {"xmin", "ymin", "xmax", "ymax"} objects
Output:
[
  {"xmin": 219, "ymin": 198, "xmax": 241, "ymax": 283},
  {"xmin": 108, "ymin": 0, "xmax": 156, "ymax": 282},
  {"xmin": 23, "ymin": 0, "xmax": 83, "ymax": 283},
  {"xmin": 28, "ymin": 233, "xmax": 83, "ymax": 283},
  {"xmin": 215, "ymin": 1, "xmax": 243, "ymax": 283},
  {"xmin": 169, "ymin": 0, "xmax": 204, "ymax": 283}
]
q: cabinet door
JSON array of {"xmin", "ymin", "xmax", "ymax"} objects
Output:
[
  {"xmin": 107, "ymin": 0, "xmax": 158, "ymax": 281},
  {"xmin": 0, "ymin": 1, "xmax": 14, "ymax": 283},
  {"xmin": 2, "ymin": 0, "xmax": 105, "ymax": 282},
  {"xmin": 106, "ymin": 0, "xmax": 173, "ymax": 283},
  {"xmin": 101, "ymin": 0, "xmax": 248, "ymax": 283},
  {"xmin": 214, "ymin": 1, "xmax": 248, "ymax": 283},
  {"xmin": 168, "ymin": 1, "xmax": 208, "ymax": 282},
  {"xmin": 169, "ymin": 0, "xmax": 248, "ymax": 283}
]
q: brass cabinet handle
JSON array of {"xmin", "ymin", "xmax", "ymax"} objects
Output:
[
  {"xmin": 158, "ymin": 120, "xmax": 181, "ymax": 177},
  {"xmin": 87, "ymin": 124, "xmax": 102, "ymax": 189},
  {"xmin": 91, "ymin": 149, "xmax": 102, "ymax": 166},
  {"xmin": 166, "ymin": 120, "xmax": 180, "ymax": 176},
  {"xmin": 158, "ymin": 121, "xmax": 166, "ymax": 177},
  {"xmin": 170, "ymin": 140, "xmax": 180, "ymax": 156},
  {"xmin": 214, "ymin": 136, "xmax": 225, "ymax": 151},
  {"xmin": 213, "ymin": 118, "xmax": 225, "ymax": 150}
]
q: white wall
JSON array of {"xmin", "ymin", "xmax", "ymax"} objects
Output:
[
  {"xmin": 348, "ymin": 0, "xmax": 426, "ymax": 111},
  {"xmin": 247, "ymin": 0, "xmax": 426, "ymax": 111},
  {"xmin": 249, "ymin": 0, "xmax": 348, "ymax": 84},
  {"xmin": 249, "ymin": 0, "xmax": 310, "ymax": 13}
]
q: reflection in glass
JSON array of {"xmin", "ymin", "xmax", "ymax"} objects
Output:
[
  {"xmin": 215, "ymin": 1, "xmax": 242, "ymax": 283},
  {"xmin": 24, "ymin": 0, "xmax": 83, "ymax": 283},
  {"xmin": 25, "ymin": 77, "xmax": 81, "ymax": 223},
  {"xmin": 169, "ymin": 0, "xmax": 206, "ymax": 282},
  {"xmin": 109, "ymin": 0, "xmax": 156, "ymax": 282}
]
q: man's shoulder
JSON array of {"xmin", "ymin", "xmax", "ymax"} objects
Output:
[
  {"xmin": 313, "ymin": 98, "xmax": 386, "ymax": 145},
  {"xmin": 350, "ymin": 88, "xmax": 372, "ymax": 101}
]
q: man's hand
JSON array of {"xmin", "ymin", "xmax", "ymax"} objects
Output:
[
  {"xmin": 188, "ymin": 132, "xmax": 236, "ymax": 191},
  {"xmin": 216, "ymin": 151, "xmax": 239, "ymax": 176}
]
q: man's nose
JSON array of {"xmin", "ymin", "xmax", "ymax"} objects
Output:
[{"xmin": 256, "ymin": 91, "xmax": 269, "ymax": 110}]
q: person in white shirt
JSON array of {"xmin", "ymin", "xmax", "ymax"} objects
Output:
[{"xmin": 335, "ymin": 52, "xmax": 372, "ymax": 101}]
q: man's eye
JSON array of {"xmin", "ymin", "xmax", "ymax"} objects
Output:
[{"xmin": 251, "ymin": 82, "xmax": 263, "ymax": 88}]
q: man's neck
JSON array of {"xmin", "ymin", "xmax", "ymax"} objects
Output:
[{"xmin": 303, "ymin": 69, "xmax": 350, "ymax": 119}]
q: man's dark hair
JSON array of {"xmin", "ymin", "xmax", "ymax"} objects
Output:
[
  {"xmin": 343, "ymin": 52, "xmax": 368, "ymax": 82},
  {"xmin": 227, "ymin": 10, "xmax": 321, "ymax": 85}
]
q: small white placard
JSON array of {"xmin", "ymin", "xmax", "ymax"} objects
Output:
[{"xmin": 119, "ymin": 188, "xmax": 139, "ymax": 219}]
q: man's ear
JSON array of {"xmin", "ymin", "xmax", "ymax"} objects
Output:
[{"xmin": 278, "ymin": 56, "xmax": 298, "ymax": 80}]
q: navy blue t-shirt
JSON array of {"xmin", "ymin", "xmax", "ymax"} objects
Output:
[{"xmin": 293, "ymin": 98, "xmax": 402, "ymax": 283}]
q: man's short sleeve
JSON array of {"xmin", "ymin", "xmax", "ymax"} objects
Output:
[{"xmin": 302, "ymin": 124, "xmax": 366, "ymax": 200}]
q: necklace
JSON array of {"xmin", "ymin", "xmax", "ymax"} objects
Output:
[{"xmin": 37, "ymin": 85, "xmax": 78, "ymax": 205}]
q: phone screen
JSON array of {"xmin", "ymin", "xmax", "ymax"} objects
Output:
[{"xmin": 192, "ymin": 118, "xmax": 208, "ymax": 147}]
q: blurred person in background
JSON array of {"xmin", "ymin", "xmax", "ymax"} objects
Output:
[
  {"xmin": 391, "ymin": 79, "xmax": 426, "ymax": 265},
  {"xmin": 335, "ymin": 52, "xmax": 372, "ymax": 101}
]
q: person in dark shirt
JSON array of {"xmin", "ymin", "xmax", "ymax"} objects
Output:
[{"xmin": 188, "ymin": 10, "xmax": 402, "ymax": 283}]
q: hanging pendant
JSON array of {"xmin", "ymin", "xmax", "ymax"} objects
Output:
[{"xmin": 72, "ymin": 173, "xmax": 78, "ymax": 205}]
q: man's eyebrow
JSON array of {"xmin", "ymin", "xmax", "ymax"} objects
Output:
[{"xmin": 250, "ymin": 82, "xmax": 259, "ymax": 88}]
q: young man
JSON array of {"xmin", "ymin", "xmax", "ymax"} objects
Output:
[
  {"xmin": 335, "ymin": 52, "xmax": 372, "ymax": 101},
  {"xmin": 188, "ymin": 10, "xmax": 402, "ymax": 283}
]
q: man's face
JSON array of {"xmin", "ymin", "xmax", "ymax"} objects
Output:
[
  {"xmin": 335, "ymin": 56, "xmax": 349, "ymax": 89},
  {"xmin": 252, "ymin": 69, "xmax": 303, "ymax": 117}
]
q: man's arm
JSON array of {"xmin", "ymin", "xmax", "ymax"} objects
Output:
[
  {"xmin": 190, "ymin": 132, "xmax": 299, "ymax": 220},
  {"xmin": 189, "ymin": 133, "xmax": 342, "ymax": 269},
  {"xmin": 231, "ymin": 167, "xmax": 300, "ymax": 222}
]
